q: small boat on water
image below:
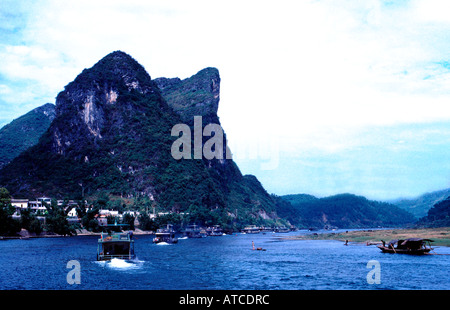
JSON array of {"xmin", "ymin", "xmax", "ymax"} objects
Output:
[
  {"xmin": 377, "ymin": 238, "xmax": 434, "ymax": 255},
  {"xmin": 259, "ymin": 227, "xmax": 273, "ymax": 233},
  {"xmin": 241, "ymin": 225, "xmax": 260, "ymax": 234},
  {"xmin": 183, "ymin": 224, "xmax": 206, "ymax": 238},
  {"xmin": 153, "ymin": 224, "xmax": 178, "ymax": 244},
  {"xmin": 274, "ymin": 226, "xmax": 290, "ymax": 233},
  {"xmin": 206, "ymin": 225, "xmax": 224, "ymax": 236},
  {"xmin": 97, "ymin": 231, "xmax": 135, "ymax": 261}
]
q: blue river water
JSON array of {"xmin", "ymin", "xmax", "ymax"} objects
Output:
[{"xmin": 0, "ymin": 230, "xmax": 449, "ymax": 290}]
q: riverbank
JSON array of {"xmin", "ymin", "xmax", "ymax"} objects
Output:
[
  {"xmin": 284, "ymin": 227, "xmax": 450, "ymax": 246},
  {"xmin": 75, "ymin": 228, "xmax": 154, "ymax": 236},
  {"xmin": 0, "ymin": 228, "xmax": 154, "ymax": 240}
]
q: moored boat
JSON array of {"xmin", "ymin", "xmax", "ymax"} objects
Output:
[
  {"xmin": 183, "ymin": 224, "xmax": 206, "ymax": 238},
  {"xmin": 241, "ymin": 225, "xmax": 260, "ymax": 234},
  {"xmin": 274, "ymin": 226, "xmax": 290, "ymax": 233},
  {"xmin": 377, "ymin": 238, "xmax": 434, "ymax": 255},
  {"xmin": 206, "ymin": 225, "xmax": 223, "ymax": 236}
]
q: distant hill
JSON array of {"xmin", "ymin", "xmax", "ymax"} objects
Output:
[
  {"xmin": 392, "ymin": 188, "xmax": 450, "ymax": 219},
  {"xmin": 276, "ymin": 193, "xmax": 416, "ymax": 229},
  {"xmin": 0, "ymin": 103, "xmax": 55, "ymax": 169},
  {"xmin": 416, "ymin": 196, "xmax": 450, "ymax": 228}
]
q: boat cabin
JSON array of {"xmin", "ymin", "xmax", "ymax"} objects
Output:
[{"xmin": 97, "ymin": 232, "xmax": 135, "ymax": 261}]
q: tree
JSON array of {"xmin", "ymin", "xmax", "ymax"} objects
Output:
[
  {"xmin": 122, "ymin": 213, "xmax": 135, "ymax": 230},
  {"xmin": 21, "ymin": 207, "xmax": 44, "ymax": 235},
  {"xmin": 29, "ymin": 217, "xmax": 43, "ymax": 235},
  {"xmin": 0, "ymin": 187, "xmax": 20, "ymax": 236},
  {"xmin": 138, "ymin": 212, "xmax": 156, "ymax": 231},
  {"xmin": 94, "ymin": 191, "xmax": 109, "ymax": 210},
  {"xmin": 45, "ymin": 199, "xmax": 76, "ymax": 236},
  {"xmin": 79, "ymin": 205, "xmax": 100, "ymax": 232},
  {"xmin": 19, "ymin": 208, "xmax": 32, "ymax": 231}
]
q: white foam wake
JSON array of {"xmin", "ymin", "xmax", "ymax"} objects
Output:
[{"xmin": 156, "ymin": 242, "xmax": 171, "ymax": 246}]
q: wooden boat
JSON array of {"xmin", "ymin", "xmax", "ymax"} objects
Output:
[
  {"xmin": 377, "ymin": 238, "xmax": 433, "ymax": 255},
  {"xmin": 153, "ymin": 224, "xmax": 178, "ymax": 244},
  {"xmin": 97, "ymin": 231, "xmax": 135, "ymax": 261}
]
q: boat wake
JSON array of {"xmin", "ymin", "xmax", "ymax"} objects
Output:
[
  {"xmin": 156, "ymin": 242, "xmax": 172, "ymax": 246},
  {"xmin": 96, "ymin": 258, "xmax": 144, "ymax": 270}
]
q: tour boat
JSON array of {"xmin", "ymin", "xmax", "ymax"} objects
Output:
[
  {"xmin": 153, "ymin": 224, "xmax": 178, "ymax": 244},
  {"xmin": 97, "ymin": 231, "xmax": 136, "ymax": 261},
  {"xmin": 183, "ymin": 224, "xmax": 205, "ymax": 238}
]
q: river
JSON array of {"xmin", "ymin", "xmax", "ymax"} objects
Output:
[{"xmin": 0, "ymin": 230, "xmax": 449, "ymax": 290}]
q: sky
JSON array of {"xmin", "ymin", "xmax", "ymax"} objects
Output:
[{"xmin": 1, "ymin": 0, "xmax": 450, "ymax": 200}]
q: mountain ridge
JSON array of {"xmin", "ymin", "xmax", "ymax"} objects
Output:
[
  {"xmin": 392, "ymin": 188, "xmax": 450, "ymax": 219},
  {"xmin": 0, "ymin": 103, "xmax": 55, "ymax": 169},
  {"xmin": 416, "ymin": 195, "xmax": 450, "ymax": 227},
  {"xmin": 277, "ymin": 193, "xmax": 416, "ymax": 229}
]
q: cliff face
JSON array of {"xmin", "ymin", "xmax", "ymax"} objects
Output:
[
  {"xmin": 155, "ymin": 68, "xmax": 278, "ymax": 220},
  {"xmin": 49, "ymin": 51, "xmax": 168, "ymax": 157},
  {"xmin": 0, "ymin": 51, "xmax": 279, "ymax": 224}
]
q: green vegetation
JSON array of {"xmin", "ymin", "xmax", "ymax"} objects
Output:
[
  {"xmin": 44, "ymin": 199, "xmax": 77, "ymax": 236},
  {"xmin": 0, "ymin": 188, "xmax": 20, "ymax": 236},
  {"xmin": 416, "ymin": 196, "xmax": 450, "ymax": 228},
  {"xmin": 18, "ymin": 208, "xmax": 43, "ymax": 235},
  {"xmin": 0, "ymin": 103, "xmax": 55, "ymax": 169},
  {"xmin": 394, "ymin": 188, "xmax": 450, "ymax": 219},
  {"xmin": 154, "ymin": 67, "xmax": 220, "ymax": 124}
]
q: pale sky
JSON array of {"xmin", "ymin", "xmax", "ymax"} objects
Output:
[{"xmin": 1, "ymin": 0, "xmax": 450, "ymax": 200}]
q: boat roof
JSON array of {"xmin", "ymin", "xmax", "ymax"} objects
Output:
[
  {"xmin": 401, "ymin": 238, "xmax": 434, "ymax": 243},
  {"xmin": 99, "ymin": 232, "xmax": 133, "ymax": 242},
  {"xmin": 388, "ymin": 238, "xmax": 434, "ymax": 245}
]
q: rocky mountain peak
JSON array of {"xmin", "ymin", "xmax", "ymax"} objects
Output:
[
  {"xmin": 52, "ymin": 50, "xmax": 164, "ymax": 155},
  {"xmin": 60, "ymin": 50, "xmax": 154, "ymax": 103},
  {"xmin": 154, "ymin": 67, "xmax": 220, "ymax": 124}
]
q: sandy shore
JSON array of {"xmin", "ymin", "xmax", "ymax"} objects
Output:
[{"xmin": 283, "ymin": 227, "xmax": 450, "ymax": 246}]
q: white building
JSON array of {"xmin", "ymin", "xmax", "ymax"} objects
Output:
[
  {"xmin": 28, "ymin": 199, "xmax": 49, "ymax": 214},
  {"xmin": 11, "ymin": 199, "xmax": 29, "ymax": 213}
]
